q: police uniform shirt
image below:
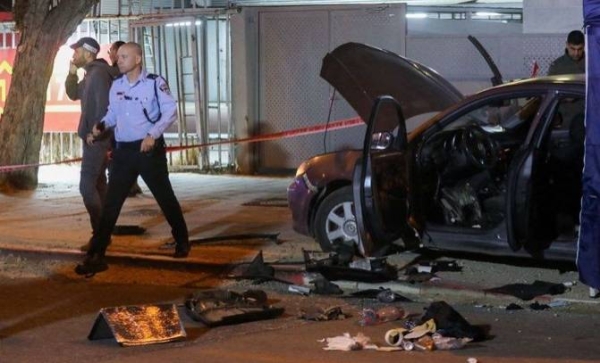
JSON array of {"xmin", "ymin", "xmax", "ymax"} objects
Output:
[{"xmin": 102, "ymin": 70, "xmax": 177, "ymax": 142}]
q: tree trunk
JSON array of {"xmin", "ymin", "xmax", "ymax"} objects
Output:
[{"xmin": 0, "ymin": 0, "xmax": 99, "ymax": 192}]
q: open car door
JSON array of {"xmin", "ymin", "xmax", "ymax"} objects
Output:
[
  {"xmin": 352, "ymin": 96, "xmax": 419, "ymax": 256},
  {"xmin": 467, "ymin": 35, "xmax": 503, "ymax": 86},
  {"xmin": 506, "ymin": 114, "xmax": 556, "ymax": 254}
]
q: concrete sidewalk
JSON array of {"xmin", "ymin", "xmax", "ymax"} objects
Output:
[
  {"xmin": 0, "ymin": 165, "xmax": 309, "ymax": 264},
  {"xmin": 0, "ymin": 165, "xmax": 597, "ymax": 307}
]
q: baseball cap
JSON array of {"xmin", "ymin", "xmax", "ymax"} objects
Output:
[{"xmin": 69, "ymin": 37, "xmax": 100, "ymax": 54}]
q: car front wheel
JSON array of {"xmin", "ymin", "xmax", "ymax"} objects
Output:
[{"xmin": 314, "ymin": 186, "xmax": 359, "ymax": 252}]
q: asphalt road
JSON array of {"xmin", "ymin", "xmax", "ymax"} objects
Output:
[
  {"xmin": 1, "ymin": 168, "xmax": 599, "ymax": 362},
  {"xmin": 1, "ymin": 256, "xmax": 600, "ymax": 363}
]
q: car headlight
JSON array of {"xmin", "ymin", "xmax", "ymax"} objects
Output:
[
  {"xmin": 295, "ymin": 161, "xmax": 309, "ymax": 177},
  {"xmin": 295, "ymin": 161, "xmax": 318, "ymax": 193},
  {"xmin": 302, "ymin": 173, "xmax": 318, "ymax": 193}
]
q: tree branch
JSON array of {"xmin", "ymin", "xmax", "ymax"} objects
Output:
[
  {"xmin": 13, "ymin": 0, "xmax": 30, "ymax": 31},
  {"xmin": 48, "ymin": 0, "xmax": 98, "ymax": 31}
]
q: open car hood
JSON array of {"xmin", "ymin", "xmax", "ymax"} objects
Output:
[{"xmin": 320, "ymin": 42, "xmax": 464, "ymax": 127}]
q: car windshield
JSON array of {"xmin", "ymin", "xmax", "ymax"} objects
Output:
[
  {"xmin": 406, "ymin": 111, "xmax": 439, "ymax": 133},
  {"xmin": 444, "ymin": 97, "xmax": 542, "ymax": 132}
]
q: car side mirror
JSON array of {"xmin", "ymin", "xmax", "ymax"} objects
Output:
[
  {"xmin": 366, "ymin": 95, "xmax": 408, "ymax": 150},
  {"xmin": 371, "ymin": 132, "xmax": 393, "ymax": 150}
]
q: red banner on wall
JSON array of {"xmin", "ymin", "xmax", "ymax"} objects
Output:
[{"xmin": 0, "ymin": 43, "xmax": 112, "ymax": 132}]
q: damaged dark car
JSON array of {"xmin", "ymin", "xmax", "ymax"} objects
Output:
[{"xmin": 287, "ymin": 42, "xmax": 585, "ymax": 262}]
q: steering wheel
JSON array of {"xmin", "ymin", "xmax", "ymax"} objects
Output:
[{"xmin": 460, "ymin": 126, "xmax": 498, "ymax": 169}]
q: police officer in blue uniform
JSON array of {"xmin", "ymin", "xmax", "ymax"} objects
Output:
[{"xmin": 75, "ymin": 42, "xmax": 189, "ymax": 276}]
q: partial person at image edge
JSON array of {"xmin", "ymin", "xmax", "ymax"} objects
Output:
[{"xmin": 547, "ymin": 30, "xmax": 585, "ymax": 76}]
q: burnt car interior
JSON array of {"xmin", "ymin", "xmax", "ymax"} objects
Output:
[{"xmin": 416, "ymin": 94, "xmax": 585, "ymax": 243}]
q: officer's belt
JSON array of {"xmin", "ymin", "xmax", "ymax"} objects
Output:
[{"xmin": 115, "ymin": 136, "xmax": 164, "ymax": 150}]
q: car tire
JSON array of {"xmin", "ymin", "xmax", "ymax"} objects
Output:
[{"xmin": 314, "ymin": 186, "xmax": 359, "ymax": 252}]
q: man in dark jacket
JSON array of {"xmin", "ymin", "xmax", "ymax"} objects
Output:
[
  {"xmin": 548, "ymin": 30, "xmax": 585, "ymax": 75},
  {"xmin": 65, "ymin": 37, "xmax": 120, "ymax": 248}
]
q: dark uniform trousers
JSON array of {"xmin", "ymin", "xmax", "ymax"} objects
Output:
[{"xmin": 88, "ymin": 137, "xmax": 188, "ymax": 256}]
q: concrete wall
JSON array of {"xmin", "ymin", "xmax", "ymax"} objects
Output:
[
  {"xmin": 408, "ymin": 18, "xmax": 522, "ymax": 36},
  {"xmin": 523, "ymin": 0, "xmax": 583, "ymax": 34},
  {"xmin": 231, "ymin": 4, "xmax": 407, "ymax": 173}
]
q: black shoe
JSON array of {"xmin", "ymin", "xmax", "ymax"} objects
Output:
[
  {"xmin": 75, "ymin": 254, "xmax": 108, "ymax": 278},
  {"xmin": 173, "ymin": 243, "xmax": 190, "ymax": 258},
  {"xmin": 80, "ymin": 237, "xmax": 111, "ymax": 252}
]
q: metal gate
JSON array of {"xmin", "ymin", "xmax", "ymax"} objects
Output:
[{"xmin": 129, "ymin": 13, "xmax": 233, "ymax": 170}]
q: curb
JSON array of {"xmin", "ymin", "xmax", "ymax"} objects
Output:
[
  {"xmin": 3, "ymin": 242, "xmax": 598, "ymax": 307},
  {"xmin": 333, "ymin": 279, "xmax": 600, "ymax": 306}
]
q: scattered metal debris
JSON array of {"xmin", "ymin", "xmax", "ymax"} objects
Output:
[
  {"xmin": 485, "ymin": 280, "xmax": 570, "ymax": 301},
  {"xmin": 299, "ymin": 305, "xmax": 349, "ymax": 321},
  {"xmin": 358, "ymin": 306, "xmax": 406, "ymax": 326},
  {"xmin": 347, "ymin": 288, "xmax": 412, "ymax": 302},
  {"xmin": 320, "ymin": 302, "xmax": 477, "ymax": 353},
  {"xmin": 184, "ymin": 289, "xmax": 284, "ymax": 327},
  {"xmin": 419, "ymin": 301, "xmax": 487, "ymax": 342},
  {"xmin": 310, "ymin": 278, "xmax": 344, "ymax": 295},
  {"xmin": 288, "ymin": 285, "xmax": 311, "ymax": 295},
  {"xmin": 303, "ymin": 250, "xmax": 397, "ymax": 282}
]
